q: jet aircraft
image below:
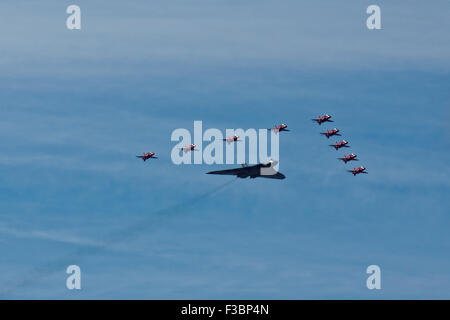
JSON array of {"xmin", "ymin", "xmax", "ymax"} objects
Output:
[
  {"xmin": 269, "ymin": 124, "xmax": 289, "ymax": 133},
  {"xmin": 320, "ymin": 128, "xmax": 341, "ymax": 139},
  {"xmin": 338, "ymin": 153, "xmax": 358, "ymax": 163},
  {"xmin": 312, "ymin": 114, "xmax": 333, "ymax": 125},
  {"xmin": 179, "ymin": 144, "xmax": 199, "ymax": 153},
  {"xmin": 223, "ymin": 135, "xmax": 241, "ymax": 144},
  {"xmin": 347, "ymin": 166, "xmax": 368, "ymax": 176},
  {"xmin": 206, "ymin": 160, "xmax": 285, "ymax": 179},
  {"xmin": 329, "ymin": 140, "xmax": 349, "ymax": 150},
  {"xmin": 136, "ymin": 152, "xmax": 158, "ymax": 162}
]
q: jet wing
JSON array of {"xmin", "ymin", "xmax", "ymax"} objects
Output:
[
  {"xmin": 206, "ymin": 168, "xmax": 244, "ymax": 176},
  {"xmin": 258, "ymin": 172, "xmax": 286, "ymax": 179},
  {"xmin": 207, "ymin": 162, "xmax": 285, "ymax": 179}
]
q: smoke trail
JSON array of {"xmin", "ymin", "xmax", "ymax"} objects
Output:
[
  {"xmin": 0, "ymin": 178, "xmax": 237, "ymax": 298},
  {"xmin": 106, "ymin": 177, "xmax": 237, "ymax": 244}
]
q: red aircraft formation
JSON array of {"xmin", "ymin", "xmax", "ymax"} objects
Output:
[
  {"xmin": 136, "ymin": 117, "xmax": 366, "ymax": 178},
  {"xmin": 314, "ymin": 114, "xmax": 368, "ymax": 176}
]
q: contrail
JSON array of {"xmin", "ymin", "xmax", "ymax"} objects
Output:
[
  {"xmin": 0, "ymin": 178, "xmax": 237, "ymax": 298},
  {"xmin": 0, "ymin": 227, "xmax": 105, "ymax": 248},
  {"xmin": 106, "ymin": 177, "xmax": 237, "ymax": 244}
]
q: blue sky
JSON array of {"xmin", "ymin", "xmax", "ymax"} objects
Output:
[{"xmin": 0, "ymin": 0, "xmax": 449, "ymax": 298}]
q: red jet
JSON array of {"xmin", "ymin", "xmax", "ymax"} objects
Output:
[
  {"xmin": 222, "ymin": 135, "xmax": 241, "ymax": 144},
  {"xmin": 179, "ymin": 144, "xmax": 199, "ymax": 153},
  {"xmin": 136, "ymin": 152, "xmax": 158, "ymax": 162},
  {"xmin": 320, "ymin": 128, "xmax": 341, "ymax": 139},
  {"xmin": 338, "ymin": 153, "xmax": 358, "ymax": 163},
  {"xmin": 329, "ymin": 140, "xmax": 349, "ymax": 150},
  {"xmin": 269, "ymin": 124, "xmax": 289, "ymax": 133},
  {"xmin": 347, "ymin": 166, "xmax": 368, "ymax": 176},
  {"xmin": 312, "ymin": 114, "xmax": 333, "ymax": 125}
]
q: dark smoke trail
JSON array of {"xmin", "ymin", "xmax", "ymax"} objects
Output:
[{"xmin": 0, "ymin": 178, "xmax": 237, "ymax": 298}]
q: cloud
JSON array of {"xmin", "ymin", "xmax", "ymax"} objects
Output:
[
  {"xmin": 1, "ymin": 0, "xmax": 449, "ymax": 78},
  {"xmin": 0, "ymin": 226, "xmax": 105, "ymax": 248}
]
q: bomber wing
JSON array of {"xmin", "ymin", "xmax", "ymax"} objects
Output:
[
  {"xmin": 258, "ymin": 172, "xmax": 286, "ymax": 179},
  {"xmin": 206, "ymin": 168, "xmax": 245, "ymax": 176}
]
